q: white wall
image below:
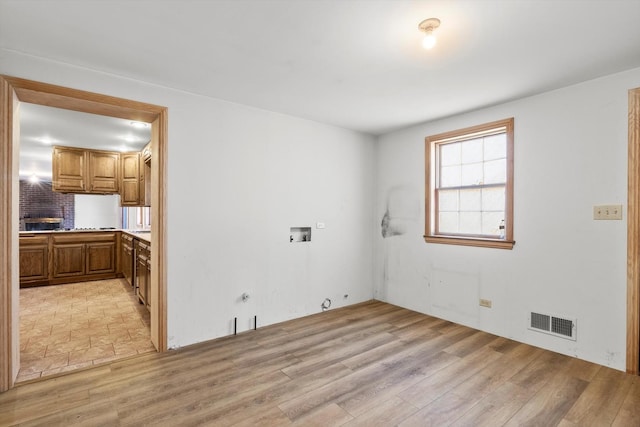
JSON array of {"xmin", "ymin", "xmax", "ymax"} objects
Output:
[
  {"xmin": 1, "ymin": 49, "xmax": 375, "ymax": 349},
  {"xmin": 74, "ymin": 194, "xmax": 120, "ymax": 229},
  {"xmin": 375, "ymin": 67, "xmax": 640, "ymax": 370},
  {"xmin": 6, "ymin": 48, "xmax": 638, "ymax": 371}
]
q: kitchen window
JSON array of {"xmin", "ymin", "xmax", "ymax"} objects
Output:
[
  {"xmin": 425, "ymin": 118, "xmax": 514, "ymax": 249},
  {"xmin": 138, "ymin": 206, "xmax": 151, "ymax": 228},
  {"xmin": 122, "ymin": 206, "xmax": 151, "ymax": 230}
]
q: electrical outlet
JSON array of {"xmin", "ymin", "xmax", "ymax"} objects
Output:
[
  {"xmin": 593, "ymin": 204, "xmax": 623, "ymax": 220},
  {"xmin": 479, "ymin": 299, "xmax": 492, "ymax": 308}
]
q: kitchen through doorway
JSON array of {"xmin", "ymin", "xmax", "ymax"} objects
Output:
[
  {"xmin": 16, "ymin": 98, "xmax": 158, "ymax": 382},
  {"xmin": 0, "ymin": 75, "xmax": 168, "ymax": 391}
]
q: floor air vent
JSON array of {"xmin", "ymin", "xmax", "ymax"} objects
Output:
[{"xmin": 528, "ymin": 312, "xmax": 576, "ymax": 341}]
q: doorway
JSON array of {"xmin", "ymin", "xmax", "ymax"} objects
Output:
[{"xmin": 0, "ymin": 75, "xmax": 168, "ymax": 391}]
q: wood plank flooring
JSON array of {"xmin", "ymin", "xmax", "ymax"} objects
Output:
[{"xmin": 1, "ymin": 300, "xmax": 639, "ymax": 426}]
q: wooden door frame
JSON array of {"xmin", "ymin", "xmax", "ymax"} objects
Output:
[
  {"xmin": 0, "ymin": 75, "xmax": 168, "ymax": 391},
  {"xmin": 628, "ymin": 87, "xmax": 640, "ymax": 374}
]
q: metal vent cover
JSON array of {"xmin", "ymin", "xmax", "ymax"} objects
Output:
[
  {"xmin": 528, "ymin": 312, "xmax": 576, "ymax": 341},
  {"xmin": 530, "ymin": 312, "xmax": 550, "ymax": 331}
]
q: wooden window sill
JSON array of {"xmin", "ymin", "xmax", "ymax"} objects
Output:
[{"xmin": 424, "ymin": 235, "xmax": 515, "ymax": 250}]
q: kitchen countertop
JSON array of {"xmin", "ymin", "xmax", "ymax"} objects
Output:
[
  {"xmin": 121, "ymin": 229, "xmax": 151, "ymax": 243},
  {"xmin": 20, "ymin": 229, "xmax": 152, "ymax": 243}
]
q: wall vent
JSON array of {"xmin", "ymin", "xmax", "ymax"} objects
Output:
[{"xmin": 528, "ymin": 312, "xmax": 576, "ymax": 341}]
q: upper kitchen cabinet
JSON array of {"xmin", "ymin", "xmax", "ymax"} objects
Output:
[
  {"xmin": 52, "ymin": 146, "xmax": 120, "ymax": 194},
  {"xmin": 52, "ymin": 146, "xmax": 86, "ymax": 192},
  {"xmin": 120, "ymin": 152, "xmax": 140, "ymax": 205},
  {"xmin": 89, "ymin": 150, "xmax": 120, "ymax": 193},
  {"xmin": 142, "ymin": 141, "xmax": 151, "ymax": 163},
  {"xmin": 120, "ymin": 151, "xmax": 150, "ymax": 206}
]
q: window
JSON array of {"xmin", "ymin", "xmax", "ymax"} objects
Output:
[
  {"xmin": 122, "ymin": 206, "xmax": 151, "ymax": 230},
  {"xmin": 425, "ymin": 118, "xmax": 514, "ymax": 249}
]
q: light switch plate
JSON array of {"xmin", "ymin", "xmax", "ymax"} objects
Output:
[
  {"xmin": 593, "ymin": 204, "xmax": 623, "ymax": 220},
  {"xmin": 316, "ymin": 222, "xmax": 325, "ymax": 229},
  {"xmin": 479, "ymin": 299, "xmax": 492, "ymax": 308}
]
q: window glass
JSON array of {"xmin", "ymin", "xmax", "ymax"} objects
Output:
[
  {"xmin": 461, "ymin": 138, "xmax": 483, "ymax": 164},
  {"xmin": 461, "ymin": 163, "xmax": 483, "ymax": 186},
  {"xmin": 440, "ymin": 142, "xmax": 461, "ymax": 166},
  {"xmin": 440, "ymin": 165, "xmax": 461, "ymax": 187},
  {"xmin": 459, "ymin": 188, "xmax": 481, "ymax": 212},
  {"xmin": 484, "ymin": 159, "xmax": 506, "ymax": 184},
  {"xmin": 438, "ymin": 189, "xmax": 459, "ymax": 211}
]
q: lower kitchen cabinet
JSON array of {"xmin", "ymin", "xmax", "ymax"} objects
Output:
[
  {"xmin": 52, "ymin": 233, "xmax": 116, "ymax": 281},
  {"xmin": 119, "ymin": 232, "xmax": 151, "ymax": 311},
  {"xmin": 86, "ymin": 241, "xmax": 116, "ymax": 275},
  {"xmin": 52, "ymin": 243, "xmax": 86, "ymax": 278},
  {"xmin": 145, "ymin": 246, "xmax": 151, "ymax": 309},
  {"xmin": 121, "ymin": 234, "xmax": 134, "ymax": 286},
  {"xmin": 136, "ymin": 240, "xmax": 150, "ymax": 308},
  {"xmin": 19, "ymin": 235, "xmax": 49, "ymax": 285},
  {"xmin": 19, "ymin": 231, "xmax": 118, "ymax": 287},
  {"xmin": 19, "ymin": 230, "xmax": 151, "ymax": 311}
]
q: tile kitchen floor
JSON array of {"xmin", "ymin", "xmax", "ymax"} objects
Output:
[{"xmin": 17, "ymin": 278, "xmax": 155, "ymax": 383}]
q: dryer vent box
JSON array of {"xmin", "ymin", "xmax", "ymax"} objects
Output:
[{"xmin": 290, "ymin": 227, "xmax": 311, "ymax": 243}]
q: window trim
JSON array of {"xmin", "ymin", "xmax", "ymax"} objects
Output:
[{"xmin": 424, "ymin": 118, "xmax": 515, "ymax": 250}]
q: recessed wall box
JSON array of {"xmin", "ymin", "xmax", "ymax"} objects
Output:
[{"xmin": 290, "ymin": 227, "xmax": 311, "ymax": 243}]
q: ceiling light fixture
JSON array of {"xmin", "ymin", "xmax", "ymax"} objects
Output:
[
  {"xmin": 130, "ymin": 121, "xmax": 149, "ymax": 129},
  {"xmin": 37, "ymin": 136, "xmax": 55, "ymax": 145},
  {"xmin": 418, "ymin": 18, "xmax": 441, "ymax": 50}
]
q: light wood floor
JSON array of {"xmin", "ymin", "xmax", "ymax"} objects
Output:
[
  {"xmin": 1, "ymin": 300, "xmax": 639, "ymax": 426},
  {"xmin": 18, "ymin": 279, "xmax": 154, "ymax": 382}
]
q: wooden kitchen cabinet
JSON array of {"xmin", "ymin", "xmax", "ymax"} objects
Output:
[
  {"xmin": 121, "ymin": 233, "xmax": 134, "ymax": 286},
  {"xmin": 52, "ymin": 243, "xmax": 86, "ymax": 278},
  {"xmin": 52, "ymin": 146, "xmax": 86, "ymax": 192},
  {"xmin": 52, "ymin": 146, "xmax": 119, "ymax": 194},
  {"xmin": 142, "ymin": 141, "xmax": 151, "ymax": 162},
  {"xmin": 141, "ymin": 155, "xmax": 151, "ymax": 206},
  {"xmin": 20, "ymin": 232, "xmax": 120, "ymax": 287},
  {"xmin": 136, "ymin": 240, "xmax": 150, "ymax": 307},
  {"xmin": 49, "ymin": 232, "xmax": 117, "ymax": 284},
  {"xmin": 19, "ymin": 235, "xmax": 49, "ymax": 285},
  {"xmin": 86, "ymin": 241, "xmax": 116, "ymax": 275},
  {"xmin": 120, "ymin": 152, "xmax": 149, "ymax": 206},
  {"xmin": 88, "ymin": 150, "xmax": 120, "ymax": 193},
  {"xmin": 145, "ymin": 246, "xmax": 151, "ymax": 309},
  {"xmin": 119, "ymin": 232, "xmax": 150, "ymax": 310},
  {"xmin": 120, "ymin": 152, "xmax": 141, "ymax": 206}
]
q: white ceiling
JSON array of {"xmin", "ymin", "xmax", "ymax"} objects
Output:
[
  {"xmin": 2, "ymin": 0, "xmax": 640, "ymax": 139},
  {"xmin": 18, "ymin": 104, "xmax": 151, "ymax": 180}
]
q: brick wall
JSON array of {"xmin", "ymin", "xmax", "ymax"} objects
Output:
[{"xmin": 19, "ymin": 180, "xmax": 75, "ymax": 230}]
